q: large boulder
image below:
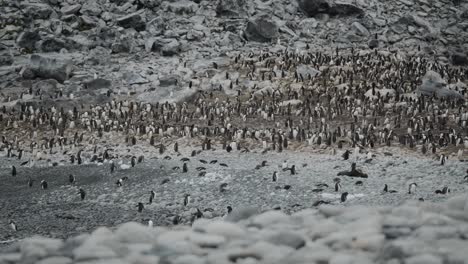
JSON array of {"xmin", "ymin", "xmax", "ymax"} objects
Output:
[
  {"xmin": 216, "ymin": 0, "xmax": 249, "ymax": 17},
  {"xmin": 116, "ymin": 11, "xmax": 146, "ymax": 31},
  {"xmin": 417, "ymin": 71, "xmax": 464, "ymax": 100},
  {"xmin": 298, "ymin": 0, "xmax": 330, "ymax": 17},
  {"xmin": 21, "ymin": 54, "xmax": 73, "ymax": 83},
  {"xmin": 298, "ymin": 0, "xmax": 364, "ymax": 17},
  {"xmin": 17, "ymin": 31, "xmax": 42, "ymax": 51},
  {"xmin": 244, "ymin": 15, "xmax": 279, "ymax": 42}
]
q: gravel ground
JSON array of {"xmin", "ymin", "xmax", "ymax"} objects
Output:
[{"xmin": 1, "ymin": 144, "xmax": 467, "ymax": 249}]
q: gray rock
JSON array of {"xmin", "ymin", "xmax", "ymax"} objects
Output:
[
  {"xmin": 216, "ymin": 0, "xmax": 248, "ymax": 17},
  {"xmin": 20, "ymin": 237, "xmax": 64, "ymax": 264},
  {"xmin": 114, "ymin": 222, "xmax": 156, "ymax": 243},
  {"xmin": 36, "ymin": 256, "xmax": 72, "ymax": 264},
  {"xmin": 61, "ymin": 4, "xmax": 81, "ymax": 15},
  {"xmin": 0, "ymin": 53, "xmax": 13, "ymax": 66},
  {"xmin": 352, "ymin": 22, "xmax": 369, "ymax": 36},
  {"xmin": 165, "ymin": 0, "xmax": 198, "ymax": 14},
  {"xmin": 87, "ymin": 47, "xmax": 111, "ymax": 65},
  {"xmin": 161, "ymin": 39, "xmax": 181, "ymax": 56},
  {"xmin": 22, "ymin": 54, "xmax": 73, "ymax": 83},
  {"xmin": 123, "ymin": 72, "xmax": 148, "ymax": 85},
  {"xmin": 265, "ymin": 231, "xmax": 306, "ymax": 249},
  {"xmin": 84, "ymin": 78, "xmax": 111, "ymax": 90},
  {"xmin": 405, "ymin": 254, "xmax": 442, "ymax": 264},
  {"xmin": 37, "ymin": 37, "xmax": 66, "ymax": 53},
  {"xmin": 24, "ymin": 3, "xmax": 53, "ymax": 19},
  {"xmin": 80, "ymin": 1, "xmax": 102, "ymax": 17},
  {"xmin": 224, "ymin": 206, "xmax": 259, "ymax": 222},
  {"xmin": 116, "ymin": 11, "xmax": 146, "ymax": 31},
  {"xmin": 451, "ymin": 52, "xmax": 468, "ymax": 66},
  {"xmin": 417, "ymin": 71, "xmax": 464, "ymax": 100},
  {"xmin": 159, "ymin": 75, "xmax": 179, "ymax": 87},
  {"xmin": 244, "ymin": 15, "xmax": 279, "ymax": 42},
  {"xmin": 17, "ymin": 31, "xmax": 42, "ymax": 51},
  {"xmin": 298, "ymin": 0, "xmax": 330, "ymax": 17},
  {"xmin": 329, "ymin": 2, "xmax": 364, "ymax": 16},
  {"xmin": 146, "ymin": 17, "xmax": 165, "ymax": 36}
]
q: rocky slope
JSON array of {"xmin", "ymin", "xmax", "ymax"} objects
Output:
[
  {"xmin": 1, "ymin": 193, "xmax": 468, "ymax": 264},
  {"xmin": 1, "ymin": 0, "xmax": 468, "ymax": 103}
]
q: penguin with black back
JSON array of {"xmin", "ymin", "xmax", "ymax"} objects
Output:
[
  {"xmin": 78, "ymin": 188, "xmax": 86, "ymax": 200},
  {"xmin": 149, "ymin": 190, "xmax": 156, "ymax": 204}
]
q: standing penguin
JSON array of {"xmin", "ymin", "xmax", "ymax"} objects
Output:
[
  {"xmin": 148, "ymin": 220, "xmax": 153, "ymax": 227},
  {"xmin": 182, "ymin": 163, "xmax": 188, "ymax": 173},
  {"xmin": 28, "ymin": 177, "xmax": 34, "ymax": 188},
  {"xmin": 131, "ymin": 156, "xmax": 136, "ymax": 168},
  {"xmin": 40, "ymin": 180, "xmax": 48, "ymax": 189},
  {"xmin": 9, "ymin": 220, "xmax": 17, "ymax": 231},
  {"xmin": 342, "ymin": 150, "xmax": 350, "ymax": 160},
  {"xmin": 174, "ymin": 142, "xmax": 179, "ymax": 153},
  {"xmin": 440, "ymin": 154, "xmax": 446, "ymax": 165},
  {"xmin": 69, "ymin": 174, "xmax": 75, "ymax": 184},
  {"xmin": 110, "ymin": 162, "xmax": 116, "ymax": 173},
  {"xmin": 137, "ymin": 202, "xmax": 144, "ymax": 213},
  {"xmin": 149, "ymin": 190, "xmax": 156, "ymax": 204},
  {"xmin": 408, "ymin": 183, "xmax": 417, "ymax": 194},
  {"xmin": 272, "ymin": 171, "xmax": 278, "ymax": 182},
  {"xmin": 78, "ymin": 188, "xmax": 86, "ymax": 200},
  {"xmin": 340, "ymin": 192, "xmax": 349, "ymax": 202},
  {"xmin": 290, "ymin": 165, "xmax": 296, "ymax": 175},
  {"xmin": 11, "ymin": 166, "xmax": 16, "ymax": 177},
  {"xmin": 335, "ymin": 181, "xmax": 341, "ymax": 192},
  {"xmin": 184, "ymin": 194, "xmax": 191, "ymax": 206}
]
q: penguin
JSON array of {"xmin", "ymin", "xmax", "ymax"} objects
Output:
[
  {"xmin": 313, "ymin": 200, "xmax": 331, "ymax": 206},
  {"xmin": 69, "ymin": 174, "xmax": 75, "ymax": 184},
  {"xmin": 335, "ymin": 181, "xmax": 341, "ymax": 192},
  {"xmin": 182, "ymin": 163, "xmax": 188, "ymax": 173},
  {"xmin": 435, "ymin": 186, "xmax": 449, "ymax": 194},
  {"xmin": 340, "ymin": 192, "xmax": 349, "ymax": 202},
  {"xmin": 227, "ymin": 206, "xmax": 233, "ymax": 214},
  {"xmin": 184, "ymin": 194, "xmax": 191, "ymax": 206},
  {"xmin": 78, "ymin": 188, "xmax": 86, "ymax": 200},
  {"xmin": 137, "ymin": 202, "xmax": 144, "ymax": 212},
  {"xmin": 172, "ymin": 215, "xmax": 182, "ymax": 225},
  {"xmin": 40, "ymin": 180, "xmax": 48, "ymax": 189},
  {"xmin": 226, "ymin": 145, "xmax": 232, "ymax": 153},
  {"xmin": 116, "ymin": 178, "xmax": 123, "ymax": 187},
  {"xmin": 355, "ymin": 181, "xmax": 363, "ymax": 186},
  {"xmin": 131, "ymin": 156, "xmax": 136, "ymax": 167},
  {"xmin": 219, "ymin": 183, "xmax": 228, "ymax": 192},
  {"xmin": 195, "ymin": 208, "xmax": 203, "ymax": 219},
  {"xmin": 272, "ymin": 171, "xmax": 278, "ymax": 182},
  {"xmin": 110, "ymin": 162, "xmax": 116, "ymax": 173},
  {"xmin": 383, "ymin": 184, "xmax": 397, "ymax": 193},
  {"xmin": 11, "ymin": 166, "xmax": 16, "ymax": 176},
  {"xmin": 439, "ymin": 154, "xmax": 446, "ymax": 165},
  {"xmin": 290, "ymin": 165, "xmax": 296, "ymax": 175},
  {"xmin": 342, "ymin": 150, "xmax": 350, "ymax": 160},
  {"xmin": 28, "ymin": 177, "xmax": 34, "ymax": 187},
  {"xmin": 9, "ymin": 220, "xmax": 17, "ymax": 231},
  {"xmin": 408, "ymin": 183, "xmax": 417, "ymax": 194},
  {"xmin": 149, "ymin": 190, "xmax": 156, "ymax": 204},
  {"xmin": 148, "ymin": 220, "xmax": 153, "ymax": 228}
]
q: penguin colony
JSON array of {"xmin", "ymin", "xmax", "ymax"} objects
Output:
[{"xmin": 1, "ymin": 47, "xmax": 468, "ymax": 233}]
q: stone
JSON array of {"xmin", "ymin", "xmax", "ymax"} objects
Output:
[
  {"xmin": 188, "ymin": 232, "xmax": 226, "ymax": 248},
  {"xmin": 451, "ymin": 52, "xmax": 468, "ymax": 66},
  {"xmin": 61, "ymin": 4, "xmax": 81, "ymax": 15},
  {"xmin": 0, "ymin": 53, "xmax": 13, "ymax": 66},
  {"xmin": 20, "ymin": 237, "xmax": 64, "ymax": 264},
  {"xmin": 115, "ymin": 222, "xmax": 156, "ymax": 243},
  {"xmin": 117, "ymin": 11, "xmax": 146, "ymax": 31},
  {"xmin": 225, "ymin": 206, "xmax": 259, "ymax": 223},
  {"xmin": 417, "ymin": 70, "xmax": 464, "ymax": 100},
  {"xmin": 405, "ymin": 254, "xmax": 442, "ymax": 264},
  {"xmin": 161, "ymin": 39, "xmax": 181, "ymax": 56},
  {"xmin": 298, "ymin": 0, "xmax": 330, "ymax": 17},
  {"xmin": 22, "ymin": 54, "xmax": 73, "ymax": 83},
  {"xmin": 87, "ymin": 47, "xmax": 111, "ymax": 65},
  {"xmin": 146, "ymin": 17, "xmax": 165, "ymax": 36},
  {"xmin": 16, "ymin": 31, "xmax": 42, "ymax": 51},
  {"xmin": 265, "ymin": 231, "xmax": 306, "ymax": 249},
  {"xmin": 165, "ymin": 0, "xmax": 198, "ymax": 14},
  {"xmin": 329, "ymin": 3, "xmax": 364, "ymax": 16},
  {"xmin": 193, "ymin": 220, "xmax": 247, "ymax": 239},
  {"xmin": 216, "ymin": 0, "xmax": 248, "ymax": 17},
  {"xmin": 36, "ymin": 256, "xmax": 72, "ymax": 264},
  {"xmin": 37, "ymin": 37, "xmax": 66, "ymax": 53},
  {"xmin": 352, "ymin": 22, "xmax": 369, "ymax": 36},
  {"xmin": 251, "ymin": 210, "xmax": 290, "ymax": 227},
  {"xmin": 123, "ymin": 72, "xmax": 149, "ymax": 85},
  {"xmin": 84, "ymin": 78, "xmax": 111, "ymax": 90},
  {"xmin": 244, "ymin": 15, "xmax": 279, "ymax": 42}
]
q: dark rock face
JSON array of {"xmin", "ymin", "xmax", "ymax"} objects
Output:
[
  {"xmin": 451, "ymin": 52, "xmax": 468, "ymax": 66},
  {"xmin": 37, "ymin": 38, "xmax": 66, "ymax": 53},
  {"xmin": 244, "ymin": 15, "xmax": 279, "ymax": 42},
  {"xmin": 216, "ymin": 0, "xmax": 248, "ymax": 17},
  {"xmin": 116, "ymin": 12, "xmax": 146, "ymax": 31},
  {"xmin": 298, "ymin": 0, "xmax": 330, "ymax": 17},
  {"xmin": 298, "ymin": 0, "xmax": 364, "ymax": 17},
  {"xmin": 84, "ymin": 78, "xmax": 111, "ymax": 90},
  {"xmin": 22, "ymin": 55, "xmax": 73, "ymax": 83},
  {"xmin": 16, "ymin": 31, "xmax": 42, "ymax": 51}
]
